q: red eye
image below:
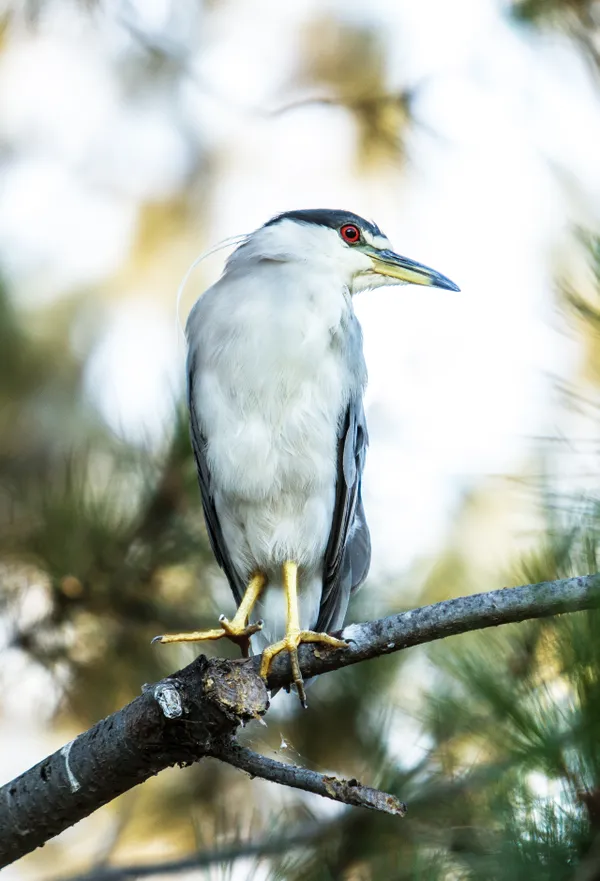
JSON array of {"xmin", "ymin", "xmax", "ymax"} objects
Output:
[{"xmin": 340, "ymin": 224, "xmax": 361, "ymax": 244}]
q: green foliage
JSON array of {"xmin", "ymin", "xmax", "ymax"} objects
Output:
[
  {"xmin": 511, "ymin": 0, "xmax": 575, "ymax": 24},
  {"xmin": 0, "ymin": 282, "xmax": 220, "ymax": 720},
  {"xmin": 511, "ymin": 0, "xmax": 600, "ymax": 73},
  {"xmin": 295, "ymin": 18, "xmax": 413, "ymax": 166}
]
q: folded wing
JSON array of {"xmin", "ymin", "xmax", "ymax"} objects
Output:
[{"xmin": 317, "ymin": 395, "xmax": 371, "ymax": 633}]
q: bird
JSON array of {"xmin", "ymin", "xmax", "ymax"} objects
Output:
[{"xmin": 155, "ymin": 209, "xmax": 459, "ymax": 706}]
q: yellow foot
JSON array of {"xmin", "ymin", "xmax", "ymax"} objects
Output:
[
  {"xmin": 152, "ymin": 617, "xmax": 264, "ymax": 656},
  {"xmin": 259, "ymin": 629, "xmax": 347, "ymax": 708},
  {"xmin": 152, "ymin": 615, "xmax": 263, "ymax": 657},
  {"xmin": 153, "ymin": 572, "xmax": 267, "ymax": 657}
]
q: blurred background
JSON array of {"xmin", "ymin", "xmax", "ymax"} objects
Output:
[{"xmin": 2, "ymin": 0, "xmax": 600, "ymax": 878}]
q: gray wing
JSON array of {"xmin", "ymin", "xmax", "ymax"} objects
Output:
[
  {"xmin": 316, "ymin": 395, "xmax": 371, "ymax": 633},
  {"xmin": 187, "ymin": 351, "xmax": 245, "ymax": 605}
]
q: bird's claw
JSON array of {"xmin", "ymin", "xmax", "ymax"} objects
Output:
[
  {"xmin": 152, "ymin": 627, "xmax": 228, "ymax": 645},
  {"xmin": 260, "ymin": 629, "xmax": 347, "ymax": 708},
  {"xmin": 218, "ymin": 614, "xmax": 264, "ymax": 639}
]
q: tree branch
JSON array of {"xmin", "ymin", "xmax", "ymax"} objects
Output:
[
  {"xmin": 0, "ymin": 657, "xmax": 269, "ymax": 869},
  {"xmin": 211, "ymin": 739, "xmax": 406, "ymax": 816},
  {"xmin": 2, "ymin": 573, "xmax": 599, "ymax": 869},
  {"xmin": 260, "ymin": 573, "xmax": 600, "ymax": 688}
]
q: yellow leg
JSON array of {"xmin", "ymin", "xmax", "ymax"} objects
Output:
[
  {"xmin": 259, "ymin": 561, "xmax": 347, "ymax": 708},
  {"xmin": 154, "ymin": 572, "xmax": 267, "ymax": 656}
]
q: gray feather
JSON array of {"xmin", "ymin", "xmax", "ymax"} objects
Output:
[
  {"xmin": 187, "ymin": 350, "xmax": 245, "ymax": 605},
  {"xmin": 316, "ymin": 395, "xmax": 370, "ymax": 633}
]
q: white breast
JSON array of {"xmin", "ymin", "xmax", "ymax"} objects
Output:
[{"xmin": 188, "ymin": 260, "xmax": 363, "ymax": 569}]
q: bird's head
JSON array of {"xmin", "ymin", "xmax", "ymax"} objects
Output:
[{"xmin": 227, "ymin": 209, "xmax": 459, "ymax": 296}]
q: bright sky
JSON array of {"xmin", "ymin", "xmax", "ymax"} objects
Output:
[{"xmin": 2, "ymin": 0, "xmax": 600, "ymax": 874}]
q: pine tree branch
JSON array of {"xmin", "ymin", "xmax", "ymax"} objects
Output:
[
  {"xmin": 2, "ymin": 572, "xmax": 599, "ymax": 869},
  {"xmin": 53, "ymin": 823, "xmax": 325, "ymax": 881}
]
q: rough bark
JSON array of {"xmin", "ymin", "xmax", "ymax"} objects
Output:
[{"xmin": 0, "ymin": 657, "xmax": 268, "ymax": 868}]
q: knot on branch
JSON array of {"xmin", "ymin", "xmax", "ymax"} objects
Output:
[
  {"xmin": 152, "ymin": 656, "xmax": 270, "ymax": 755},
  {"xmin": 199, "ymin": 658, "xmax": 269, "ymax": 723}
]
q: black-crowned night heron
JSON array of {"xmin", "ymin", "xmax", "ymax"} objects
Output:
[{"xmin": 156, "ymin": 209, "xmax": 459, "ymax": 706}]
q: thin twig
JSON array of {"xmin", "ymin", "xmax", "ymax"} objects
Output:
[{"xmin": 212, "ymin": 739, "xmax": 406, "ymax": 817}]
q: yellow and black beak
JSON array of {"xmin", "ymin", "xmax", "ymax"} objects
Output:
[{"xmin": 365, "ymin": 246, "xmax": 460, "ymax": 292}]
